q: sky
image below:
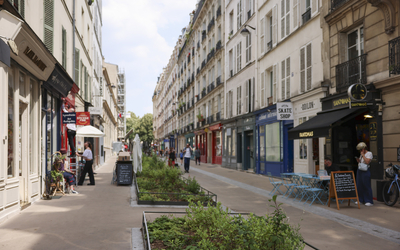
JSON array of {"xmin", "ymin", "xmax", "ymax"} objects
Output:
[{"xmin": 102, "ymin": 0, "xmax": 197, "ymax": 118}]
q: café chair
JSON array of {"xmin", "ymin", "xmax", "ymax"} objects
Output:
[
  {"xmin": 280, "ymin": 174, "xmax": 298, "ymax": 199},
  {"xmin": 267, "ymin": 172, "xmax": 283, "ymax": 196}
]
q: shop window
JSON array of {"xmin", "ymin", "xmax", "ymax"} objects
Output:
[
  {"xmin": 265, "ymin": 122, "xmax": 281, "ymax": 162},
  {"xmin": 299, "ymin": 117, "xmax": 307, "ymax": 159},
  {"xmin": 8, "ymin": 70, "xmax": 14, "ymax": 178},
  {"xmin": 19, "ymin": 72, "xmax": 26, "ymax": 98},
  {"xmin": 216, "ymin": 131, "xmax": 222, "ymax": 156}
]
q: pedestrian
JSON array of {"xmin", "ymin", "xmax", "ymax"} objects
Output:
[
  {"xmin": 183, "ymin": 143, "xmax": 193, "ymax": 173},
  {"xmin": 77, "ymin": 141, "xmax": 95, "ymax": 186},
  {"xmin": 179, "ymin": 149, "xmax": 184, "ymax": 165},
  {"xmin": 355, "ymin": 142, "xmax": 373, "ymax": 206},
  {"xmin": 195, "ymin": 147, "xmax": 201, "ymax": 165},
  {"xmin": 322, "ymin": 157, "xmax": 339, "ymax": 188},
  {"xmin": 168, "ymin": 148, "xmax": 176, "ymax": 167}
]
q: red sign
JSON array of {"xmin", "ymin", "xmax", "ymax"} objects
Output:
[
  {"xmin": 209, "ymin": 123, "xmax": 222, "ymax": 131},
  {"xmin": 76, "ymin": 112, "xmax": 90, "ymax": 125}
]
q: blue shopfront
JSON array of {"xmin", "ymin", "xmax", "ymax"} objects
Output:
[{"xmin": 255, "ymin": 105, "xmax": 294, "ymax": 177}]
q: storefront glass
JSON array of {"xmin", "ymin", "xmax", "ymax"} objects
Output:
[
  {"xmin": 216, "ymin": 131, "xmax": 221, "ymax": 156},
  {"xmin": 8, "ymin": 71, "xmax": 14, "ymax": 178},
  {"xmin": 265, "ymin": 122, "xmax": 281, "ymax": 162}
]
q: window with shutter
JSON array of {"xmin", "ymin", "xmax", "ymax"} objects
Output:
[
  {"xmin": 237, "ymin": 0, "xmax": 242, "ymax": 31},
  {"xmin": 300, "ymin": 47, "xmax": 305, "ymax": 92},
  {"xmin": 43, "ymin": 0, "xmax": 54, "ymax": 53},
  {"xmin": 261, "ymin": 72, "xmax": 265, "ymax": 107},
  {"xmin": 273, "ymin": 64, "xmax": 277, "ymax": 103},
  {"xmin": 311, "ymin": 0, "xmax": 318, "ymax": 16},
  {"xmin": 281, "ymin": 60, "xmax": 285, "ymax": 99},
  {"xmin": 281, "ymin": 58, "xmax": 290, "ymax": 100},
  {"xmin": 286, "ymin": 57, "xmax": 290, "ymax": 98},
  {"xmin": 293, "ymin": 0, "xmax": 299, "ymax": 30},
  {"xmin": 62, "ymin": 27, "xmax": 67, "ymax": 69},
  {"xmin": 237, "ymin": 86, "xmax": 241, "ymax": 115},
  {"xmin": 272, "ymin": 5, "xmax": 278, "ymax": 46},
  {"xmin": 226, "ymin": 93, "xmax": 229, "ymax": 118},
  {"xmin": 84, "ymin": 66, "xmax": 88, "ymax": 101},
  {"xmin": 306, "ymin": 43, "xmax": 312, "ymax": 90},
  {"xmin": 260, "ymin": 17, "xmax": 265, "ymax": 54},
  {"xmin": 280, "ymin": 0, "xmax": 290, "ymax": 40},
  {"xmin": 236, "ymin": 42, "xmax": 242, "ymax": 72},
  {"xmin": 245, "ymin": 81, "xmax": 249, "ymax": 113},
  {"xmin": 246, "ymin": 34, "xmax": 251, "ymax": 63}
]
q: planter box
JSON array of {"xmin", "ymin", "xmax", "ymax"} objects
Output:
[{"xmin": 134, "ymin": 173, "xmax": 217, "ymax": 206}]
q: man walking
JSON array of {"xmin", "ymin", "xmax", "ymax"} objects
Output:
[
  {"xmin": 184, "ymin": 143, "xmax": 193, "ymax": 173},
  {"xmin": 195, "ymin": 147, "xmax": 201, "ymax": 165}
]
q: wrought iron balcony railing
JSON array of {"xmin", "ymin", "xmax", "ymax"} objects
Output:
[
  {"xmin": 197, "ymin": 67, "xmax": 200, "ymax": 75},
  {"xmin": 247, "ymin": 10, "xmax": 251, "ymax": 20},
  {"xmin": 201, "ymin": 89, "xmax": 206, "ymax": 98},
  {"xmin": 201, "ymin": 60, "xmax": 206, "ymax": 69},
  {"xmin": 389, "ymin": 36, "xmax": 400, "ymax": 76},
  {"xmin": 302, "ymin": 8, "xmax": 311, "ymax": 25},
  {"xmin": 216, "ymin": 6, "xmax": 221, "ymax": 19},
  {"xmin": 216, "ymin": 76, "xmax": 222, "ymax": 86},
  {"xmin": 191, "ymin": 98, "xmax": 194, "ymax": 106},
  {"xmin": 207, "ymin": 17, "xmax": 215, "ymax": 32},
  {"xmin": 216, "ymin": 111, "xmax": 221, "ymax": 121},
  {"xmin": 330, "ymin": 0, "xmax": 350, "ymax": 12},
  {"xmin": 216, "ymin": 40, "xmax": 222, "ymax": 51},
  {"xmin": 335, "ymin": 54, "xmax": 367, "ymax": 93},
  {"xmin": 202, "ymin": 30, "xmax": 206, "ymax": 42}
]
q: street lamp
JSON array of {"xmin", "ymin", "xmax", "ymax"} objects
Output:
[{"xmin": 240, "ymin": 25, "xmax": 256, "ymax": 36}]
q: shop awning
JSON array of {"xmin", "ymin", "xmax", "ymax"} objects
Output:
[{"xmin": 288, "ymin": 108, "xmax": 366, "ymax": 140}]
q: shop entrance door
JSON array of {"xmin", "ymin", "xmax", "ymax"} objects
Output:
[{"xmin": 19, "ymin": 102, "xmax": 29, "ymax": 208}]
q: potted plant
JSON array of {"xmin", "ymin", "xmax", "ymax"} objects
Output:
[
  {"xmin": 197, "ymin": 112, "xmax": 204, "ymax": 121},
  {"xmin": 202, "ymin": 87, "xmax": 206, "ymax": 92}
]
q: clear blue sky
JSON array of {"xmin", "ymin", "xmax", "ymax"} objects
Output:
[{"xmin": 102, "ymin": 0, "xmax": 197, "ymax": 117}]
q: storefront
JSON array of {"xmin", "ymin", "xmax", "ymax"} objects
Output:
[
  {"xmin": 169, "ymin": 134, "xmax": 176, "ymax": 151},
  {"xmin": 0, "ymin": 8, "xmax": 57, "ymax": 220},
  {"xmin": 255, "ymin": 105, "xmax": 294, "ymax": 177},
  {"xmin": 236, "ymin": 116, "xmax": 255, "ymax": 171},
  {"xmin": 209, "ymin": 124, "xmax": 222, "ymax": 165},
  {"xmin": 291, "ymin": 88, "xmax": 326, "ymax": 174},
  {"xmin": 221, "ymin": 119, "xmax": 237, "ymax": 169},
  {"xmin": 288, "ymin": 87, "xmax": 384, "ymax": 196},
  {"xmin": 195, "ymin": 130, "xmax": 207, "ymax": 163}
]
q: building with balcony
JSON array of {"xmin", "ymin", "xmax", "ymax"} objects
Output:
[
  {"xmin": 175, "ymin": 0, "xmax": 225, "ymax": 164},
  {"xmin": 303, "ymin": 0, "xmax": 400, "ymax": 198}
]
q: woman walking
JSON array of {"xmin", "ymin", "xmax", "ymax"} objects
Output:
[
  {"xmin": 168, "ymin": 148, "xmax": 176, "ymax": 167},
  {"xmin": 77, "ymin": 141, "xmax": 95, "ymax": 186},
  {"xmin": 184, "ymin": 144, "xmax": 193, "ymax": 173},
  {"xmin": 355, "ymin": 142, "xmax": 373, "ymax": 206}
]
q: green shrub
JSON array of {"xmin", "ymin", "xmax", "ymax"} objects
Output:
[{"xmin": 146, "ymin": 196, "xmax": 305, "ymax": 250}]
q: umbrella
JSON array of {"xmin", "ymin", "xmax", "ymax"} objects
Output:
[
  {"xmin": 76, "ymin": 125, "xmax": 105, "ymax": 138},
  {"xmin": 132, "ymin": 134, "xmax": 142, "ymax": 173}
]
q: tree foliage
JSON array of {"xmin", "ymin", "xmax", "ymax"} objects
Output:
[
  {"xmin": 126, "ymin": 112, "xmax": 154, "ymax": 150},
  {"xmin": 126, "ymin": 111, "xmax": 140, "ymax": 140}
]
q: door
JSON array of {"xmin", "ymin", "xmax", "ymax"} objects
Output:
[{"xmin": 19, "ymin": 102, "xmax": 29, "ymax": 207}]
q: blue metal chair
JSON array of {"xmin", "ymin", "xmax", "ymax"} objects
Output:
[
  {"xmin": 304, "ymin": 187, "xmax": 325, "ymax": 206},
  {"xmin": 280, "ymin": 174, "xmax": 298, "ymax": 199},
  {"xmin": 267, "ymin": 172, "xmax": 283, "ymax": 196},
  {"xmin": 293, "ymin": 175, "xmax": 311, "ymax": 202}
]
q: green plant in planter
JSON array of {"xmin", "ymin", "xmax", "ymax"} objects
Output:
[
  {"xmin": 202, "ymin": 87, "xmax": 206, "ymax": 92},
  {"xmin": 50, "ymin": 170, "xmax": 64, "ymax": 183}
]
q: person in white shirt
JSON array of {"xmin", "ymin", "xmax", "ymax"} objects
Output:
[
  {"xmin": 63, "ymin": 105, "xmax": 77, "ymax": 158},
  {"xmin": 77, "ymin": 141, "xmax": 95, "ymax": 185},
  {"xmin": 355, "ymin": 142, "xmax": 373, "ymax": 206},
  {"xmin": 183, "ymin": 143, "xmax": 193, "ymax": 173}
]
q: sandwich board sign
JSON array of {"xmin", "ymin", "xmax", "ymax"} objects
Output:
[{"xmin": 328, "ymin": 171, "xmax": 360, "ymax": 210}]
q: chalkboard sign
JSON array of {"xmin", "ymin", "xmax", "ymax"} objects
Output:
[
  {"xmin": 328, "ymin": 171, "xmax": 360, "ymax": 210},
  {"xmin": 117, "ymin": 163, "xmax": 133, "ymax": 185}
]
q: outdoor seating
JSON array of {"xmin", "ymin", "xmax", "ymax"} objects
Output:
[
  {"xmin": 303, "ymin": 187, "xmax": 325, "ymax": 206},
  {"xmin": 267, "ymin": 172, "xmax": 283, "ymax": 196}
]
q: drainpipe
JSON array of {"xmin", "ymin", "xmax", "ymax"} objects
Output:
[{"xmin": 72, "ymin": 0, "xmax": 76, "ymax": 81}]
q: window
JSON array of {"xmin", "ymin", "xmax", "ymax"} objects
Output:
[
  {"xmin": 44, "ymin": 0, "xmax": 54, "ymax": 53},
  {"xmin": 229, "ymin": 49, "xmax": 234, "ymax": 77},
  {"xmin": 245, "ymin": 79, "xmax": 252, "ymax": 113},
  {"xmin": 246, "ymin": 34, "xmax": 252, "ymax": 63},
  {"xmin": 260, "ymin": 17, "xmax": 265, "ymax": 54},
  {"xmin": 281, "ymin": 58, "xmax": 290, "ymax": 100},
  {"xmin": 300, "ymin": 43, "xmax": 312, "ymax": 92},
  {"xmin": 229, "ymin": 10, "xmax": 234, "ymax": 34},
  {"xmin": 217, "ymin": 60, "xmax": 221, "ymax": 77},
  {"xmin": 348, "ymin": 27, "xmax": 364, "ymax": 60},
  {"xmin": 218, "ymin": 26, "xmax": 222, "ymax": 41},
  {"xmin": 237, "ymin": 86, "xmax": 242, "ymax": 115},
  {"xmin": 218, "ymin": 94, "xmax": 221, "ymax": 112},
  {"xmin": 246, "ymin": 0, "xmax": 253, "ymax": 20},
  {"xmin": 237, "ymin": 0, "xmax": 243, "ymax": 31},
  {"xmin": 266, "ymin": 122, "xmax": 281, "ymax": 162},
  {"xmin": 299, "ymin": 117, "xmax": 307, "ymax": 159},
  {"xmin": 280, "ymin": 0, "xmax": 290, "ymax": 39},
  {"xmin": 62, "ymin": 27, "xmax": 67, "ymax": 69},
  {"xmin": 268, "ymin": 70, "xmax": 273, "ymax": 103},
  {"xmin": 293, "ymin": 0, "xmax": 299, "ymax": 29},
  {"xmin": 236, "ymin": 42, "xmax": 242, "ymax": 72},
  {"xmin": 261, "ymin": 71, "xmax": 265, "ymax": 107}
]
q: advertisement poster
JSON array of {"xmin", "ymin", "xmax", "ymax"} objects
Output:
[{"xmin": 76, "ymin": 112, "xmax": 90, "ymax": 126}]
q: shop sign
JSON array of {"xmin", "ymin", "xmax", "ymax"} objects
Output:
[
  {"xmin": 369, "ymin": 122, "xmax": 377, "ymax": 141},
  {"xmin": 332, "ymin": 97, "xmax": 350, "ymax": 109},
  {"xmin": 62, "ymin": 112, "xmax": 76, "ymax": 124},
  {"xmin": 89, "ymin": 107, "xmax": 102, "ymax": 115},
  {"xmin": 209, "ymin": 123, "xmax": 222, "ymax": 131},
  {"xmin": 258, "ymin": 111, "xmax": 277, "ymax": 121},
  {"xmin": 76, "ymin": 112, "xmax": 90, "ymax": 125},
  {"xmin": 45, "ymin": 64, "xmax": 74, "ymax": 97},
  {"xmin": 245, "ymin": 126, "xmax": 252, "ymax": 131},
  {"xmin": 348, "ymin": 84, "xmax": 367, "ymax": 101},
  {"xmin": 300, "ymin": 101, "xmax": 315, "ymax": 111},
  {"xmin": 350, "ymin": 102, "xmax": 367, "ymax": 108},
  {"xmin": 277, "ymin": 102, "xmax": 294, "ymax": 120},
  {"xmin": 204, "ymin": 128, "xmax": 209, "ymax": 133},
  {"xmin": 23, "ymin": 46, "xmax": 47, "ymax": 71},
  {"xmin": 164, "ymin": 139, "xmax": 169, "ymax": 142},
  {"xmin": 299, "ymin": 131, "xmax": 314, "ymax": 138}
]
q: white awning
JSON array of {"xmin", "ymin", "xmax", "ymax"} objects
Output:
[{"xmin": 76, "ymin": 125, "xmax": 105, "ymax": 138}]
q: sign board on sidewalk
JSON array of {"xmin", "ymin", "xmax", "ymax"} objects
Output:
[
  {"xmin": 89, "ymin": 107, "xmax": 102, "ymax": 115},
  {"xmin": 116, "ymin": 163, "xmax": 133, "ymax": 185},
  {"xmin": 328, "ymin": 171, "xmax": 360, "ymax": 210},
  {"xmin": 76, "ymin": 112, "xmax": 90, "ymax": 126},
  {"xmin": 277, "ymin": 102, "xmax": 294, "ymax": 120},
  {"xmin": 62, "ymin": 112, "xmax": 76, "ymax": 124}
]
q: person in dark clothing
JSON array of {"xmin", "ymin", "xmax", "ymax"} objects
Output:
[
  {"xmin": 195, "ymin": 147, "xmax": 201, "ymax": 165},
  {"xmin": 324, "ymin": 157, "xmax": 339, "ymax": 175},
  {"xmin": 168, "ymin": 148, "xmax": 176, "ymax": 167},
  {"xmin": 77, "ymin": 141, "xmax": 95, "ymax": 186}
]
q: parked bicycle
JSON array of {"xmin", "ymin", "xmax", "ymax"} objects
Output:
[{"xmin": 382, "ymin": 163, "xmax": 400, "ymax": 206}]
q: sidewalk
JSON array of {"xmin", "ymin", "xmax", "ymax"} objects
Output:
[{"xmin": 176, "ymin": 159, "xmax": 400, "ymax": 249}]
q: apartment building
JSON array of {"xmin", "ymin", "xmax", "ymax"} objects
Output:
[
  {"xmin": 0, "ymin": 0, "xmax": 96, "ymax": 221},
  {"xmin": 222, "ymin": 0, "xmax": 257, "ymax": 170},
  {"xmin": 117, "ymin": 69, "xmax": 126, "ymax": 141}
]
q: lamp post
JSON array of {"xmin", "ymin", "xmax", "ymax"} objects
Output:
[{"xmin": 240, "ymin": 25, "xmax": 256, "ymax": 36}]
